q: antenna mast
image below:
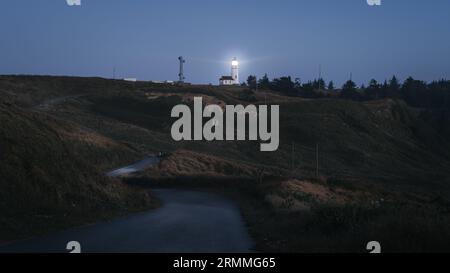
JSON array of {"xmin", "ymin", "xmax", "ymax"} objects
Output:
[{"xmin": 178, "ymin": 56, "xmax": 186, "ymax": 83}]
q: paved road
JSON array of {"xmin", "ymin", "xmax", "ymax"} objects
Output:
[
  {"xmin": 106, "ymin": 156, "xmax": 160, "ymax": 177},
  {"xmin": 0, "ymin": 189, "xmax": 254, "ymax": 253}
]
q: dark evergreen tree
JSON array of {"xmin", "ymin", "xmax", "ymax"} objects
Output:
[
  {"xmin": 401, "ymin": 76, "xmax": 428, "ymax": 107},
  {"xmin": 343, "ymin": 80, "xmax": 356, "ymax": 91},
  {"xmin": 327, "ymin": 81, "xmax": 335, "ymax": 91},
  {"xmin": 299, "ymin": 81, "xmax": 320, "ymax": 98},
  {"xmin": 365, "ymin": 79, "xmax": 380, "ymax": 99},
  {"xmin": 341, "ymin": 80, "xmax": 360, "ymax": 100},
  {"xmin": 272, "ymin": 76, "xmax": 295, "ymax": 95},
  {"xmin": 389, "ymin": 75, "xmax": 400, "ymax": 91},
  {"xmin": 318, "ymin": 78, "xmax": 326, "ymax": 90},
  {"xmin": 388, "ymin": 75, "xmax": 401, "ymax": 97},
  {"xmin": 247, "ymin": 75, "xmax": 257, "ymax": 91},
  {"xmin": 369, "ymin": 79, "xmax": 379, "ymax": 89},
  {"xmin": 381, "ymin": 80, "xmax": 389, "ymax": 98},
  {"xmin": 258, "ymin": 74, "xmax": 271, "ymax": 90}
]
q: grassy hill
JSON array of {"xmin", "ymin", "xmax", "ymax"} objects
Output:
[
  {"xmin": 1, "ymin": 75, "xmax": 450, "ymax": 251},
  {"xmin": 0, "ymin": 78, "xmax": 158, "ymax": 242}
]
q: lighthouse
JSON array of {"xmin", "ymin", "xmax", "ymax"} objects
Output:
[
  {"xmin": 231, "ymin": 57, "xmax": 239, "ymax": 85},
  {"xmin": 219, "ymin": 57, "xmax": 240, "ymax": 86}
]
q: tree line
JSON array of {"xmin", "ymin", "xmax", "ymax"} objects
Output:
[{"xmin": 245, "ymin": 74, "xmax": 450, "ymax": 109}]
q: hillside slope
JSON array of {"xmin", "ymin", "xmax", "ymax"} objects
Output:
[
  {"xmin": 0, "ymin": 99, "xmax": 155, "ymax": 241},
  {"xmin": 2, "ymin": 76, "xmax": 450, "ymax": 191}
]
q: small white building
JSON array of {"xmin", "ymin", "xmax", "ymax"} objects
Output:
[
  {"xmin": 123, "ymin": 78, "xmax": 137, "ymax": 82},
  {"xmin": 219, "ymin": 76, "xmax": 235, "ymax": 86}
]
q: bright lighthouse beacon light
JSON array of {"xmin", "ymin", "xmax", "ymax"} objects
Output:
[{"xmin": 232, "ymin": 60, "xmax": 239, "ymax": 66}]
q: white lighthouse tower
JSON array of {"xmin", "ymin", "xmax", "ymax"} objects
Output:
[{"xmin": 231, "ymin": 57, "xmax": 239, "ymax": 85}]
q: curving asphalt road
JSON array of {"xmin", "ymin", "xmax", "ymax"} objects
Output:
[
  {"xmin": 106, "ymin": 156, "xmax": 160, "ymax": 177},
  {"xmin": 0, "ymin": 189, "xmax": 254, "ymax": 253}
]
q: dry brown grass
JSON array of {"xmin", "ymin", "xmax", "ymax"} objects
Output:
[
  {"xmin": 48, "ymin": 123, "xmax": 118, "ymax": 149},
  {"xmin": 145, "ymin": 92, "xmax": 227, "ymax": 108},
  {"xmin": 145, "ymin": 150, "xmax": 257, "ymax": 177},
  {"xmin": 264, "ymin": 179, "xmax": 352, "ymax": 212}
]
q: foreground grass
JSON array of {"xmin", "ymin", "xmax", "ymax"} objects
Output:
[{"xmin": 0, "ymin": 190, "xmax": 160, "ymax": 243}]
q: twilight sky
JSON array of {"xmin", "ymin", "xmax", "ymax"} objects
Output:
[{"xmin": 0, "ymin": 0, "xmax": 449, "ymax": 86}]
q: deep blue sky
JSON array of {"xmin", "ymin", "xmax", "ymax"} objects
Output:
[{"xmin": 0, "ymin": 0, "xmax": 449, "ymax": 86}]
